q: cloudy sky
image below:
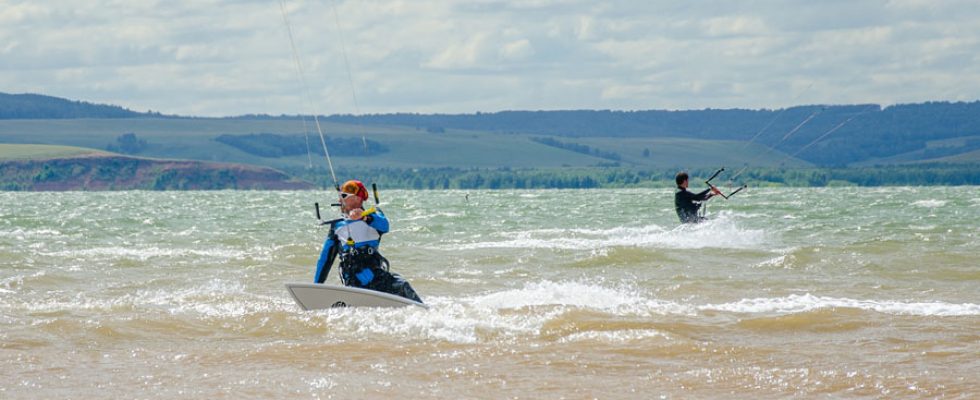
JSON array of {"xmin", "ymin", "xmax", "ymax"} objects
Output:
[{"xmin": 1, "ymin": 0, "xmax": 978, "ymax": 116}]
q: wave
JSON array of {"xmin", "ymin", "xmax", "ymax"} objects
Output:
[
  {"xmin": 432, "ymin": 216, "xmax": 768, "ymax": 251},
  {"xmin": 453, "ymin": 282, "xmax": 980, "ymax": 317},
  {"xmin": 703, "ymin": 293, "xmax": 980, "ymax": 317},
  {"xmin": 911, "ymin": 199, "xmax": 947, "ymax": 208},
  {"xmin": 0, "ymin": 227, "xmax": 67, "ymax": 239},
  {"xmin": 300, "ymin": 281, "xmax": 980, "ymax": 344},
  {"xmin": 38, "ymin": 245, "xmax": 254, "ymax": 262},
  {"xmin": 6, "ymin": 279, "xmax": 976, "ymax": 346}
]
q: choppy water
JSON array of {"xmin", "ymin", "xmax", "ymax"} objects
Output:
[{"xmin": 1, "ymin": 188, "xmax": 978, "ymax": 399}]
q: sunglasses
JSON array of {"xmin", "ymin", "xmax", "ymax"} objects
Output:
[{"xmin": 339, "ymin": 192, "xmax": 356, "ymax": 199}]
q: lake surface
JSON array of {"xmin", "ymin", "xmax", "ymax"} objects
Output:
[{"xmin": 1, "ymin": 188, "xmax": 978, "ymax": 399}]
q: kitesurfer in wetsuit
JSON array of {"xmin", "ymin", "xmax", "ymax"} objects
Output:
[
  {"xmin": 674, "ymin": 171, "xmax": 722, "ymax": 223},
  {"xmin": 314, "ymin": 180, "xmax": 422, "ymax": 303}
]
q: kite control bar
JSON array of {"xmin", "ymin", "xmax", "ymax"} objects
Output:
[
  {"xmin": 314, "ymin": 202, "xmax": 339, "ymax": 225},
  {"xmin": 705, "ymin": 167, "xmax": 725, "ymax": 186},
  {"xmin": 705, "ymin": 167, "xmax": 747, "ymax": 200}
]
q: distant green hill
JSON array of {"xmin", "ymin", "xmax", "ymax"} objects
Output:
[
  {"xmin": 0, "ymin": 117, "xmax": 802, "ymax": 173},
  {"xmin": 0, "ymin": 92, "xmax": 153, "ymax": 119},
  {"xmin": 2, "ymin": 92, "xmax": 979, "ymax": 189},
  {"xmin": 0, "ymin": 143, "xmax": 107, "ymax": 160},
  {"xmin": 0, "ymin": 144, "xmax": 312, "ymax": 191},
  {"xmin": 939, "ymin": 148, "xmax": 980, "ymax": 163},
  {"xmin": 4, "ymin": 92, "xmax": 980, "ymax": 167},
  {"xmin": 324, "ymin": 102, "xmax": 980, "ymax": 166}
]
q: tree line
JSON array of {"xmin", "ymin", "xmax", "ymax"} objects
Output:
[
  {"xmin": 287, "ymin": 164, "xmax": 980, "ymax": 190},
  {"xmin": 529, "ymin": 137, "xmax": 622, "ymax": 161},
  {"xmin": 215, "ymin": 133, "xmax": 388, "ymax": 158}
]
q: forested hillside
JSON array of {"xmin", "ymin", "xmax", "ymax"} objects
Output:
[
  {"xmin": 0, "ymin": 93, "xmax": 154, "ymax": 119},
  {"xmin": 2, "ymin": 92, "xmax": 979, "ymax": 176},
  {"xmin": 0, "ymin": 144, "xmax": 312, "ymax": 191},
  {"xmin": 324, "ymin": 102, "xmax": 980, "ymax": 166}
]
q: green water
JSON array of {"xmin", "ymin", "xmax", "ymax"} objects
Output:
[{"xmin": 1, "ymin": 188, "xmax": 978, "ymax": 398}]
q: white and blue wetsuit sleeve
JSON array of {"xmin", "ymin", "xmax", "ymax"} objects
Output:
[{"xmin": 367, "ymin": 209, "xmax": 389, "ymax": 234}]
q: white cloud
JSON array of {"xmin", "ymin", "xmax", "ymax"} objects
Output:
[
  {"xmin": 574, "ymin": 15, "xmax": 595, "ymax": 40},
  {"xmin": 0, "ymin": 0, "xmax": 979, "ymax": 116},
  {"xmin": 424, "ymin": 33, "xmax": 493, "ymax": 70},
  {"xmin": 500, "ymin": 39, "xmax": 535, "ymax": 61},
  {"xmin": 702, "ymin": 15, "xmax": 770, "ymax": 37}
]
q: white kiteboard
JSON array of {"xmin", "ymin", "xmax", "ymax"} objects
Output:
[{"xmin": 285, "ymin": 282, "xmax": 428, "ymax": 310}]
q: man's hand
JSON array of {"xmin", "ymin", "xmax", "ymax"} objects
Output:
[
  {"xmin": 348, "ymin": 208, "xmax": 364, "ymax": 220},
  {"xmin": 710, "ymin": 185, "xmax": 723, "ymax": 196}
]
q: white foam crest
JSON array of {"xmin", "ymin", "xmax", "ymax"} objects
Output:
[
  {"xmin": 702, "ymin": 293, "xmax": 980, "ymax": 317},
  {"xmin": 467, "ymin": 280, "xmax": 639, "ymax": 309},
  {"xmin": 13, "ymin": 279, "xmax": 292, "ymax": 318},
  {"xmin": 0, "ymin": 270, "xmax": 45, "ymax": 291},
  {"xmin": 40, "ymin": 245, "xmax": 247, "ymax": 262},
  {"xmin": 431, "ymin": 238, "xmax": 555, "ymax": 251},
  {"xmin": 321, "ymin": 302, "xmax": 499, "ymax": 343},
  {"xmin": 309, "ymin": 281, "xmax": 692, "ymax": 344},
  {"xmin": 132, "ymin": 279, "xmax": 290, "ymax": 317},
  {"xmin": 754, "ymin": 255, "xmax": 791, "ymax": 269},
  {"xmin": 434, "ymin": 218, "xmax": 766, "ymax": 251},
  {"xmin": 401, "ymin": 211, "xmax": 464, "ymax": 221},
  {"xmin": 661, "ymin": 216, "xmax": 768, "ymax": 249},
  {"xmin": 465, "ymin": 280, "xmax": 693, "ymax": 316},
  {"xmin": 912, "ymin": 199, "xmax": 947, "ymax": 208},
  {"xmin": 401, "ymin": 214, "xmax": 433, "ymax": 222},
  {"xmin": 908, "ymin": 224, "xmax": 937, "ymax": 231},
  {"xmin": 453, "ymin": 268, "xmax": 484, "ymax": 276},
  {"xmin": 0, "ymin": 227, "xmax": 65, "ymax": 239},
  {"xmin": 306, "ymin": 377, "xmax": 338, "ymax": 390},
  {"xmin": 558, "ymin": 329, "xmax": 670, "ymax": 344},
  {"xmin": 17, "ymin": 292, "xmax": 136, "ymax": 314}
]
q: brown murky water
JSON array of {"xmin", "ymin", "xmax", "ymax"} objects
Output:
[{"xmin": 2, "ymin": 188, "xmax": 978, "ymax": 398}]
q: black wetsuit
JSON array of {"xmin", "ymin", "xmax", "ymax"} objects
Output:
[{"xmin": 675, "ymin": 187, "xmax": 712, "ymax": 223}]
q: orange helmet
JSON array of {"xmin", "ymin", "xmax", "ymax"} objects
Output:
[{"xmin": 340, "ymin": 180, "xmax": 369, "ymax": 201}]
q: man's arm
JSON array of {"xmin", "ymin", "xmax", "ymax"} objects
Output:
[
  {"xmin": 314, "ymin": 226, "xmax": 339, "ymax": 284},
  {"xmin": 365, "ymin": 208, "xmax": 389, "ymax": 234},
  {"xmin": 693, "ymin": 188, "xmax": 714, "ymax": 201}
]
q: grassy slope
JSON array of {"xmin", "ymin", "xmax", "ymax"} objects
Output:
[
  {"xmin": 572, "ymin": 137, "xmax": 810, "ymax": 168},
  {"xmin": 853, "ymin": 135, "xmax": 980, "ymax": 166},
  {"xmin": 0, "ymin": 143, "xmax": 313, "ymax": 190},
  {"xmin": 0, "ymin": 143, "xmax": 106, "ymax": 160},
  {"xmin": 933, "ymin": 148, "xmax": 980, "ymax": 163},
  {"xmin": 0, "ymin": 118, "xmax": 812, "ymax": 170}
]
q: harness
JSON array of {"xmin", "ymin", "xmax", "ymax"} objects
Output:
[{"xmin": 338, "ymin": 237, "xmax": 390, "ymax": 286}]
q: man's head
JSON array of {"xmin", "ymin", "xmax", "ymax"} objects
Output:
[
  {"xmin": 340, "ymin": 179, "xmax": 368, "ymax": 210},
  {"xmin": 675, "ymin": 172, "xmax": 689, "ymax": 189}
]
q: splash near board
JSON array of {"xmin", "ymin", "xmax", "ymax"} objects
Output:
[{"xmin": 285, "ymin": 283, "xmax": 429, "ymax": 310}]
